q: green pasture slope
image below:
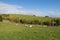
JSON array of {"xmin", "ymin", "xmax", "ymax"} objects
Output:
[
  {"xmin": 0, "ymin": 22, "xmax": 60, "ymax": 40},
  {"xmin": 9, "ymin": 14, "xmax": 53, "ymax": 21}
]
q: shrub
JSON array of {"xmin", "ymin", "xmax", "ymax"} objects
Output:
[{"xmin": 0, "ymin": 16, "xmax": 3, "ymax": 22}]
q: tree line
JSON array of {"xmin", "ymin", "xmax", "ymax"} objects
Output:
[{"xmin": 0, "ymin": 14, "xmax": 60, "ymax": 26}]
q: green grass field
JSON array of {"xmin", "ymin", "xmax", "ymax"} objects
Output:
[{"xmin": 0, "ymin": 22, "xmax": 60, "ymax": 40}]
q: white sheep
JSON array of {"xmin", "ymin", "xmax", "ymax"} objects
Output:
[
  {"xmin": 25, "ymin": 24, "xmax": 28, "ymax": 27},
  {"xmin": 43, "ymin": 25, "xmax": 47, "ymax": 27},
  {"xmin": 29, "ymin": 25, "xmax": 33, "ymax": 28},
  {"xmin": 16, "ymin": 23, "xmax": 19, "ymax": 25}
]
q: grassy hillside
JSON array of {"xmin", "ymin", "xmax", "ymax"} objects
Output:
[
  {"xmin": 9, "ymin": 14, "xmax": 45, "ymax": 20},
  {"xmin": 9, "ymin": 14, "xmax": 54, "ymax": 22},
  {"xmin": 0, "ymin": 22, "xmax": 60, "ymax": 40},
  {"xmin": 10, "ymin": 14, "xmax": 57, "ymax": 21},
  {"xmin": 0, "ymin": 14, "xmax": 59, "ymax": 26}
]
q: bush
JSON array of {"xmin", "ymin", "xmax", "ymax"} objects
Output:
[
  {"xmin": 56, "ymin": 19, "xmax": 60, "ymax": 25},
  {"xmin": 43, "ymin": 21, "xmax": 50, "ymax": 26},
  {"xmin": 0, "ymin": 16, "xmax": 3, "ymax": 22}
]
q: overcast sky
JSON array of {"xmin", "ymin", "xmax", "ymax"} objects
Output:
[{"xmin": 0, "ymin": 0, "xmax": 60, "ymax": 17}]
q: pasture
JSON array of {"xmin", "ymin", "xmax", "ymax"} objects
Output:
[{"xmin": 0, "ymin": 22, "xmax": 60, "ymax": 40}]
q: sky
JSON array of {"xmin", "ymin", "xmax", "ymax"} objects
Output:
[{"xmin": 0, "ymin": 0, "xmax": 60, "ymax": 17}]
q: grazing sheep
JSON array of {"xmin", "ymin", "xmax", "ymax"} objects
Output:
[
  {"xmin": 25, "ymin": 24, "xmax": 33, "ymax": 28},
  {"xmin": 25, "ymin": 24, "xmax": 28, "ymax": 27},
  {"xmin": 29, "ymin": 25, "xmax": 33, "ymax": 28},
  {"xmin": 16, "ymin": 23, "xmax": 19, "ymax": 25},
  {"xmin": 43, "ymin": 25, "xmax": 47, "ymax": 27}
]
